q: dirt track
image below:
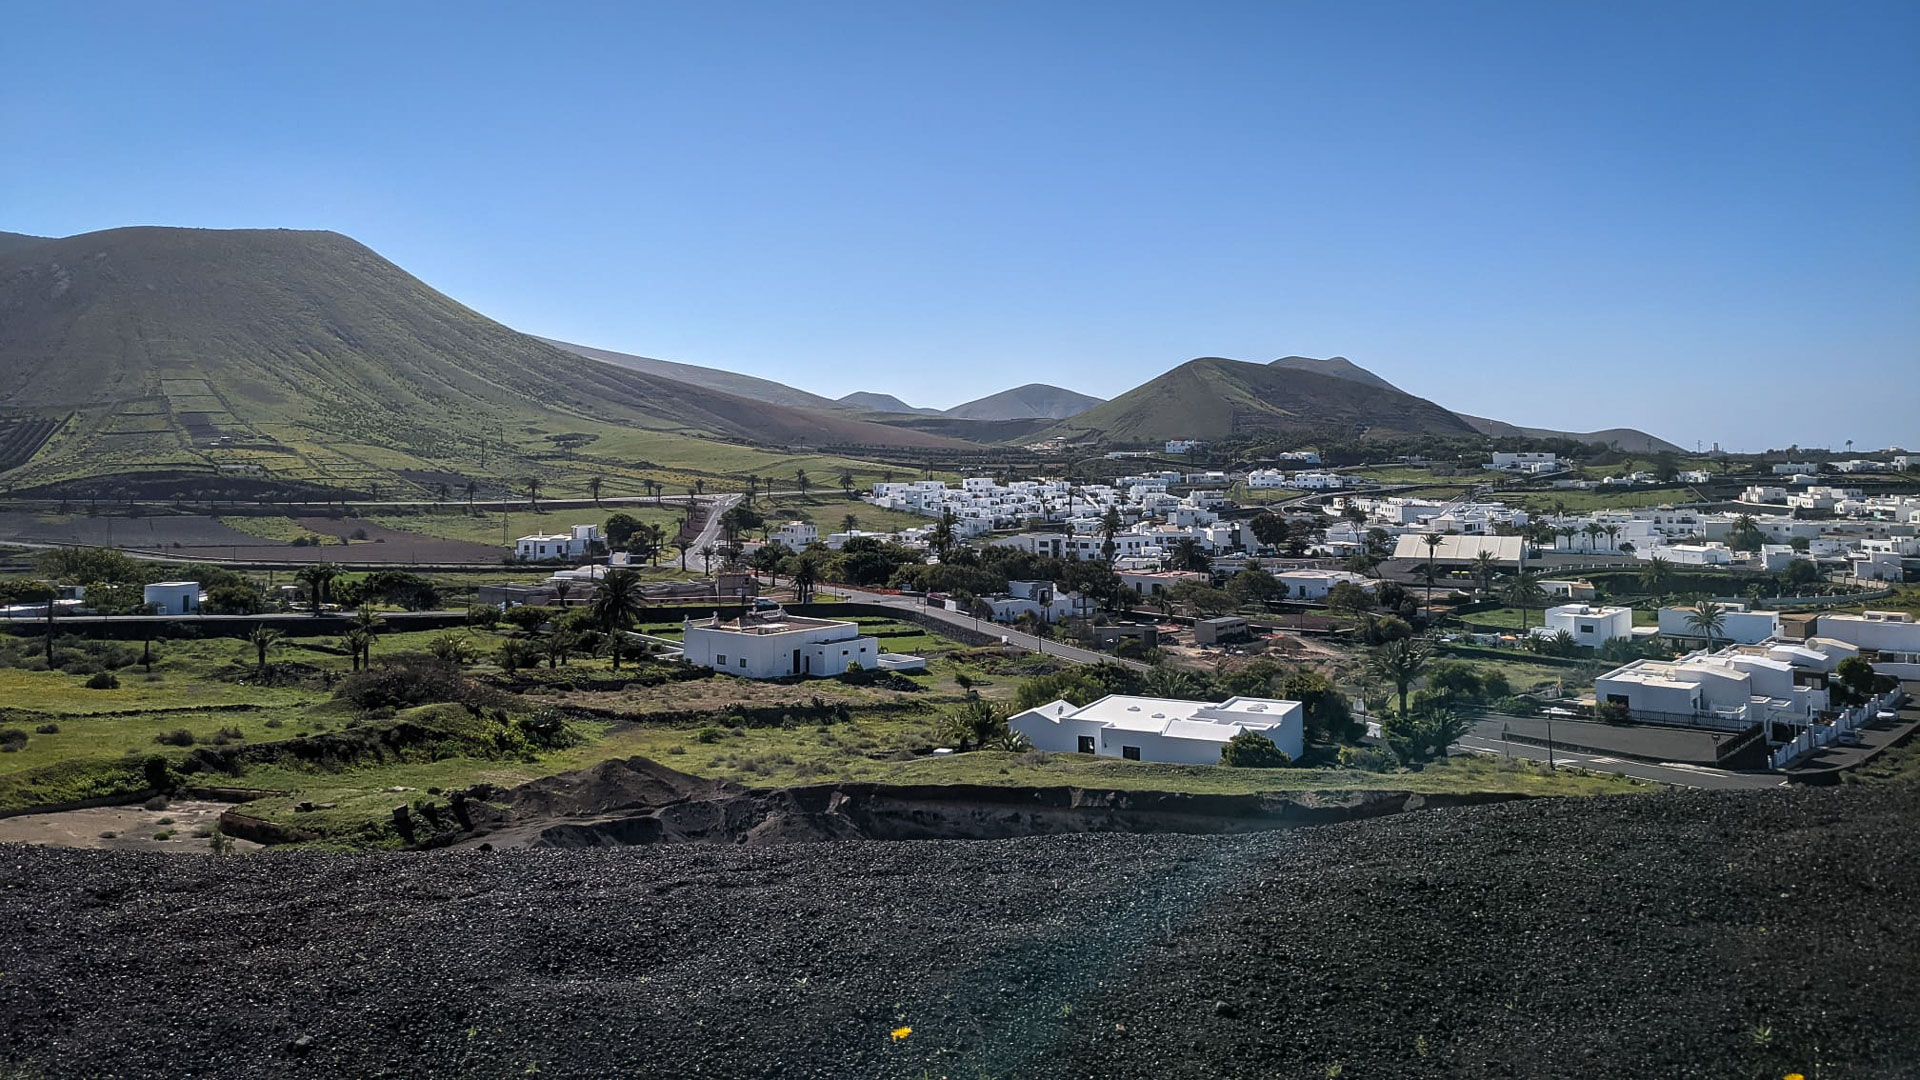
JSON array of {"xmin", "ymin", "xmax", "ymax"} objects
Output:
[{"xmin": 3, "ymin": 783, "xmax": 1915, "ymax": 1078}]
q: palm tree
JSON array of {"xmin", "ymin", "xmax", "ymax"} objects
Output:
[
  {"xmin": 1502, "ymin": 571, "xmax": 1547, "ymax": 634},
  {"xmin": 524, "ymin": 476, "xmax": 542, "ymax": 512},
  {"xmin": 342, "ymin": 627, "xmax": 370, "ymax": 672},
  {"xmin": 1639, "ymin": 556, "xmax": 1675, "ymax": 598},
  {"xmin": 837, "ymin": 468, "xmax": 856, "ymax": 496},
  {"xmin": 294, "ymin": 563, "xmax": 339, "ymax": 616},
  {"xmin": 694, "ymin": 478, "xmax": 706, "ymax": 497},
  {"xmin": 1421, "ymin": 532, "xmax": 1444, "ymax": 607},
  {"xmin": 1582, "ymin": 523, "xmax": 1603, "ymax": 552},
  {"xmin": 841, "ymin": 513, "xmax": 858, "ymax": 535},
  {"xmin": 789, "ymin": 556, "xmax": 819, "ymax": 604},
  {"xmin": 1603, "ymin": 524, "xmax": 1621, "ymax": 553},
  {"xmin": 587, "ymin": 476, "xmax": 603, "ymax": 506},
  {"xmin": 464, "ymin": 480, "xmax": 478, "ymax": 512},
  {"xmin": 1686, "ymin": 599, "xmax": 1727, "ymax": 652},
  {"xmin": 744, "ymin": 474, "xmax": 759, "ymax": 505},
  {"xmin": 794, "ymin": 468, "xmax": 812, "ymax": 501},
  {"xmin": 248, "ymin": 626, "xmax": 283, "ymax": 678},
  {"xmin": 1100, "ymin": 505, "xmax": 1123, "ymax": 564},
  {"xmin": 1365, "ymin": 636, "xmax": 1432, "ymax": 718},
  {"xmin": 544, "ymin": 628, "xmax": 578, "ymax": 669},
  {"xmin": 698, "ymin": 543, "xmax": 715, "ymax": 576},
  {"xmin": 590, "ymin": 569, "xmax": 646, "ymax": 670},
  {"xmin": 349, "ymin": 608, "xmax": 384, "ymax": 669},
  {"xmin": 1471, "ymin": 550, "xmax": 1499, "ymax": 597}
]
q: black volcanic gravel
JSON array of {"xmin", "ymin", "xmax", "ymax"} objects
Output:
[{"xmin": 3, "ymin": 785, "xmax": 1917, "ymax": 1079}]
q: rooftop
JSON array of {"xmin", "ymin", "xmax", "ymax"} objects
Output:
[
  {"xmin": 684, "ymin": 612, "xmax": 852, "ymax": 637},
  {"xmin": 1032, "ymin": 694, "xmax": 1304, "ymax": 740}
]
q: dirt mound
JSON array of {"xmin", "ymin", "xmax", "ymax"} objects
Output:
[{"xmin": 447, "ymin": 756, "xmax": 1533, "ymax": 850}]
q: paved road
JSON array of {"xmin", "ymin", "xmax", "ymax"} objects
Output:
[
  {"xmin": 686, "ymin": 494, "xmax": 741, "ymax": 559},
  {"xmin": 819, "ymin": 584, "xmax": 1150, "ymax": 671},
  {"xmin": 1452, "ymin": 729, "xmax": 1786, "ymax": 790}
]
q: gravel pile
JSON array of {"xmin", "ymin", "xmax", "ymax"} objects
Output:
[{"xmin": 4, "ymin": 784, "xmax": 1916, "ymax": 1078}]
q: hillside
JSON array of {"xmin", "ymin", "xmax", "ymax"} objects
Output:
[
  {"xmin": 538, "ymin": 337, "xmax": 847, "ymax": 412},
  {"xmin": 1456, "ymin": 413, "xmax": 1685, "ymax": 454},
  {"xmin": 945, "ymin": 382, "xmax": 1103, "ymax": 421},
  {"xmin": 1265, "ymin": 353, "xmax": 1680, "ymax": 452},
  {"xmin": 0, "ymin": 227, "xmax": 962, "ymax": 494},
  {"xmin": 1041, "ymin": 357, "xmax": 1477, "ymax": 444},
  {"xmin": 838, "ymin": 391, "xmax": 938, "ymax": 415},
  {"xmin": 0, "ymin": 231, "xmax": 52, "ymax": 256}
]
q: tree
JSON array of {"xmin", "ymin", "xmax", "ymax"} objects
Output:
[
  {"xmin": 1782, "ymin": 558, "xmax": 1820, "ymax": 588},
  {"xmin": 1502, "ymin": 571, "xmax": 1547, "ymax": 633},
  {"xmin": 698, "ymin": 543, "xmax": 715, "ymax": 576},
  {"xmin": 1325, "ymin": 580, "xmax": 1375, "ymax": 617},
  {"xmin": 929, "ymin": 507, "xmax": 957, "ymax": 563},
  {"xmin": 837, "ymin": 468, "xmax": 856, "ymax": 496},
  {"xmin": 248, "ymin": 626, "xmax": 283, "ymax": 678},
  {"xmin": 1226, "ymin": 567, "xmax": 1285, "ymax": 608},
  {"xmin": 524, "ymin": 476, "xmax": 542, "ymax": 512},
  {"xmin": 750, "ymin": 542, "xmax": 789, "ymax": 585},
  {"xmin": 841, "ymin": 512, "xmax": 859, "ymax": 535},
  {"xmin": 341, "ymin": 628, "xmax": 370, "ymax": 672},
  {"xmin": 1603, "ymin": 523, "xmax": 1621, "ymax": 552},
  {"xmin": 294, "ymin": 563, "xmax": 340, "ymax": 616},
  {"xmin": 605, "ymin": 512, "xmax": 642, "ymax": 548},
  {"xmin": 1471, "ymin": 550, "xmax": 1499, "ymax": 597},
  {"xmin": 1381, "ymin": 706, "xmax": 1471, "ymax": 767},
  {"xmin": 1101, "ymin": 505, "xmax": 1124, "ymax": 562},
  {"xmin": 1420, "ymin": 532, "xmax": 1444, "ymax": 607},
  {"xmin": 590, "ymin": 569, "xmax": 647, "ymax": 670},
  {"xmin": 789, "ymin": 555, "xmax": 819, "ymax": 604},
  {"xmin": 1219, "ymin": 730, "xmax": 1291, "ymax": 768},
  {"xmin": 1167, "ymin": 538, "xmax": 1211, "ymax": 573},
  {"xmin": 1249, "ymin": 512, "xmax": 1289, "ymax": 550},
  {"xmin": 940, "ymin": 697, "xmax": 1011, "ymax": 752},
  {"xmin": 587, "ymin": 475, "xmax": 604, "ymax": 506},
  {"xmin": 1277, "ymin": 669, "xmax": 1359, "ymax": 744},
  {"xmin": 1728, "ymin": 514, "xmax": 1765, "ymax": 552},
  {"xmin": 544, "ymin": 628, "xmax": 579, "ymax": 668},
  {"xmin": 1834, "ymin": 656, "xmax": 1878, "ymax": 706},
  {"xmin": 1685, "ymin": 599, "xmax": 1727, "ymax": 651},
  {"xmin": 1365, "ymin": 636, "xmax": 1432, "ymax": 717},
  {"xmin": 744, "ymin": 474, "xmax": 760, "ymax": 505},
  {"xmin": 464, "ymin": 479, "xmax": 479, "ymax": 512},
  {"xmin": 495, "ymin": 638, "xmax": 536, "ymax": 673},
  {"xmin": 1426, "ymin": 661, "xmax": 1484, "ymax": 701},
  {"xmin": 502, "ymin": 605, "xmax": 551, "ymax": 634},
  {"xmin": 794, "ymin": 468, "xmax": 812, "ymax": 500},
  {"xmin": 1639, "ymin": 556, "xmax": 1675, "ymax": 597}
]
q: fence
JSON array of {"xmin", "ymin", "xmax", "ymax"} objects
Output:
[{"xmin": 1769, "ymin": 691, "xmax": 1898, "ymax": 770}]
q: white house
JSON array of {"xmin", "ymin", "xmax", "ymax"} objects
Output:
[
  {"xmin": 514, "ymin": 524, "xmax": 601, "ymax": 561},
  {"xmin": 1165, "ymin": 439, "xmax": 1207, "ymax": 455},
  {"xmin": 680, "ymin": 611, "xmax": 883, "ymax": 678},
  {"xmin": 1487, "ymin": 451, "xmax": 1559, "ymax": 472},
  {"xmin": 1773, "ymin": 462, "xmax": 1822, "ymax": 475},
  {"xmin": 1246, "ymin": 469, "xmax": 1292, "ymax": 489},
  {"xmin": 1292, "ymin": 472, "xmax": 1357, "ymax": 490},
  {"xmin": 1010, "ymin": 694, "xmax": 1305, "ymax": 764},
  {"xmin": 964, "ymin": 580, "xmax": 1093, "ymax": 624},
  {"xmin": 1657, "ymin": 602, "xmax": 1780, "ymax": 645},
  {"xmin": 1274, "ymin": 569, "xmax": 1374, "ymax": 600},
  {"xmin": 1638, "ymin": 542, "xmax": 1733, "ymax": 566},
  {"xmin": 771, "ymin": 520, "xmax": 819, "ymax": 549},
  {"xmin": 143, "ymin": 582, "xmax": 201, "ymax": 615},
  {"xmin": 1537, "ymin": 603, "xmax": 1634, "ymax": 648},
  {"xmin": 1816, "ymin": 611, "xmax": 1920, "ymax": 677}
]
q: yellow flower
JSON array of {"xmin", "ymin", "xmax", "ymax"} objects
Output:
[{"xmin": 891, "ymin": 1026, "xmax": 913, "ymax": 1042}]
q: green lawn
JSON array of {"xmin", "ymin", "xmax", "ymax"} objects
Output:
[{"xmin": 753, "ymin": 495, "xmax": 933, "ymax": 536}]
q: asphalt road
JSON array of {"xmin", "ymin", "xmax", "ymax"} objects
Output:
[
  {"xmin": 820, "ymin": 584, "xmax": 1150, "ymax": 671},
  {"xmin": 1454, "ymin": 722, "xmax": 1786, "ymax": 790}
]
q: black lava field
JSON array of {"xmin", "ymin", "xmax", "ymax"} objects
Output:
[{"xmin": 4, "ymin": 784, "xmax": 1915, "ymax": 1079}]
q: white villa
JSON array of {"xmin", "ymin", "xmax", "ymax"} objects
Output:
[
  {"xmin": 682, "ymin": 611, "xmax": 896, "ymax": 678},
  {"xmin": 1536, "ymin": 603, "xmax": 1634, "ymax": 648},
  {"xmin": 1011, "ymin": 694, "xmax": 1305, "ymax": 764},
  {"xmin": 1595, "ymin": 644, "xmax": 1834, "ymax": 727},
  {"xmin": 770, "ymin": 521, "xmax": 819, "ymax": 549},
  {"xmin": 1273, "ymin": 569, "xmax": 1374, "ymax": 600},
  {"xmin": 514, "ymin": 524, "xmax": 601, "ymax": 561},
  {"xmin": 143, "ymin": 582, "xmax": 202, "ymax": 615},
  {"xmin": 1657, "ymin": 603, "xmax": 1781, "ymax": 646}
]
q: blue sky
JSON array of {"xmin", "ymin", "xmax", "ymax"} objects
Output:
[{"xmin": 4, "ymin": 1, "xmax": 1915, "ymax": 451}]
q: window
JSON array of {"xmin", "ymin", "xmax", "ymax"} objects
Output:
[
  {"xmin": 739, "ymin": 658, "xmax": 747, "ymax": 668},
  {"xmin": 716, "ymin": 653, "xmax": 727, "ymax": 666},
  {"xmin": 1580, "ymin": 624, "xmax": 1594, "ymax": 634},
  {"xmin": 1122, "ymin": 745, "xmax": 1141, "ymax": 761},
  {"xmin": 1077, "ymin": 736, "xmax": 1095, "ymax": 754}
]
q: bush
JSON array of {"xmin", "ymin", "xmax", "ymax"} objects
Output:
[
  {"xmin": 1381, "ymin": 707, "xmax": 1472, "ymax": 768},
  {"xmin": 335, "ymin": 657, "xmax": 501, "ymax": 711},
  {"xmin": 1337, "ymin": 745, "xmax": 1399, "ymax": 772},
  {"xmin": 0, "ymin": 728, "xmax": 27, "ymax": 752},
  {"xmin": 154, "ymin": 728, "xmax": 196, "ymax": 747},
  {"xmin": 33, "ymin": 722, "xmax": 59, "ymax": 734},
  {"xmin": 695, "ymin": 727, "xmax": 724, "ymax": 744},
  {"xmin": 1219, "ymin": 730, "xmax": 1291, "ymax": 768},
  {"xmin": 516, "ymin": 707, "xmax": 579, "ymax": 750},
  {"xmin": 85, "ymin": 671, "xmax": 120, "ymax": 690}
]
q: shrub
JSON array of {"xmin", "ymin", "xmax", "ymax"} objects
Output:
[
  {"xmin": 34, "ymin": 722, "xmax": 59, "ymax": 734},
  {"xmin": 142, "ymin": 790, "xmax": 171, "ymax": 810},
  {"xmin": 264, "ymin": 717, "xmax": 284, "ymax": 728},
  {"xmin": 695, "ymin": 727, "xmax": 724, "ymax": 744},
  {"xmin": 152, "ymin": 831, "xmax": 173, "ymax": 841},
  {"xmin": 1219, "ymin": 730, "xmax": 1291, "ymax": 768},
  {"xmin": 154, "ymin": 728, "xmax": 196, "ymax": 747},
  {"xmin": 1336, "ymin": 745, "xmax": 1398, "ymax": 772},
  {"xmin": 334, "ymin": 657, "xmax": 501, "ymax": 711},
  {"xmin": 516, "ymin": 707, "xmax": 578, "ymax": 750},
  {"xmin": 0, "ymin": 728, "xmax": 27, "ymax": 752},
  {"xmin": 467, "ymin": 605, "xmax": 500, "ymax": 630},
  {"xmin": 85, "ymin": 671, "xmax": 120, "ymax": 690}
]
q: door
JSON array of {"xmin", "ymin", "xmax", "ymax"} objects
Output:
[
  {"xmin": 1076, "ymin": 736, "xmax": 1095, "ymax": 755},
  {"xmin": 792, "ymin": 648, "xmax": 800, "ymax": 673},
  {"xmin": 1122, "ymin": 746, "xmax": 1141, "ymax": 761}
]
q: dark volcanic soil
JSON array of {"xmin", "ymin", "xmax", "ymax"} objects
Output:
[{"xmin": 4, "ymin": 785, "xmax": 1916, "ymax": 1079}]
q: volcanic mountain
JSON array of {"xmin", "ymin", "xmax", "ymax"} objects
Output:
[
  {"xmin": 944, "ymin": 383, "xmax": 1103, "ymax": 421},
  {"xmin": 0, "ymin": 227, "xmax": 962, "ymax": 491},
  {"xmin": 1040, "ymin": 356, "xmax": 1479, "ymax": 444}
]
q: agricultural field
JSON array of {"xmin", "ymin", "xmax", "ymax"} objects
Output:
[{"xmin": 751, "ymin": 494, "xmax": 936, "ymax": 536}]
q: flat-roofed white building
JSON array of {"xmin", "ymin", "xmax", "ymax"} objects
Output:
[
  {"xmin": 1538, "ymin": 603, "xmax": 1633, "ymax": 648},
  {"xmin": 681, "ymin": 611, "xmax": 883, "ymax": 678},
  {"xmin": 771, "ymin": 521, "xmax": 819, "ymax": 549},
  {"xmin": 1274, "ymin": 569, "xmax": 1374, "ymax": 600},
  {"xmin": 1657, "ymin": 603, "xmax": 1780, "ymax": 645},
  {"xmin": 143, "ymin": 582, "xmax": 201, "ymax": 615},
  {"xmin": 1011, "ymin": 694, "xmax": 1304, "ymax": 764},
  {"xmin": 1816, "ymin": 611, "xmax": 1920, "ymax": 677},
  {"xmin": 514, "ymin": 524, "xmax": 601, "ymax": 561}
]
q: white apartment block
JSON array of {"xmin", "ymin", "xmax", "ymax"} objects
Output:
[{"xmin": 771, "ymin": 520, "xmax": 819, "ymax": 549}]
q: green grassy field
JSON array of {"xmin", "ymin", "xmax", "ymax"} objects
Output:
[{"xmin": 752, "ymin": 494, "xmax": 935, "ymax": 535}]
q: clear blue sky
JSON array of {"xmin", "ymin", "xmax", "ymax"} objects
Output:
[{"xmin": 5, "ymin": 1, "xmax": 1915, "ymax": 451}]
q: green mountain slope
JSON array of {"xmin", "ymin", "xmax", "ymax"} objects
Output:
[
  {"xmin": 944, "ymin": 383, "xmax": 1102, "ymax": 421},
  {"xmin": 538, "ymin": 337, "xmax": 850, "ymax": 413},
  {"xmin": 1040, "ymin": 357, "xmax": 1477, "ymax": 444},
  {"xmin": 0, "ymin": 226, "xmax": 962, "ymax": 493}
]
